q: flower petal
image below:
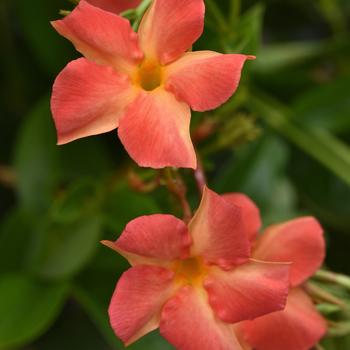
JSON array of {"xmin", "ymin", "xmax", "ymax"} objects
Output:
[
  {"xmin": 239, "ymin": 287, "xmax": 327, "ymax": 350},
  {"xmin": 51, "ymin": 58, "xmax": 136, "ymax": 144},
  {"xmin": 160, "ymin": 286, "xmax": 242, "ymax": 350},
  {"xmin": 204, "ymin": 260, "xmax": 290, "ymax": 323},
  {"xmin": 86, "ymin": 0, "xmax": 141, "ymax": 14},
  {"xmin": 109, "ymin": 265, "xmax": 176, "ymax": 345},
  {"xmin": 102, "ymin": 214, "xmax": 191, "ymax": 266},
  {"xmin": 165, "ymin": 52, "xmax": 254, "ymax": 111},
  {"xmin": 222, "ymin": 193, "xmax": 261, "ymax": 245},
  {"xmin": 118, "ymin": 89, "xmax": 196, "ymax": 169},
  {"xmin": 189, "ymin": 187, "xmax": 250, "ymax": 269},
  {"xmin": 52, "ymin": 0, "xmax": 143, "ymax": 73},
  {"xmin": 138, "ymin": 0, "xmax": 205, "ymax": 64},
  {"xmin": 253, "ymin": 217, "xmax": 325, "ymax": 286}
]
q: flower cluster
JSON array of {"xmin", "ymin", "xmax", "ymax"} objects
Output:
[
  {"xmin": 103, "ymin": 188, "xmax": 326, "ymax": 350},
  {"xmin": 51, "ymin": 0, "xmax": 328, "ymax": 349}
]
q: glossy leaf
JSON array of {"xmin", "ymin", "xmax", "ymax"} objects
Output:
[
  {"xmin": 293, "ymin": 76, "xmax": 350, "ymax": 133},
  {"xmin": 31, "ymin": 215, "xmax": 102, "ymax": 280},
  {"xmin": 250, "ymin": 91, "xmax": 350, "ymax": 187},
  {"xmin": 0, "ymin": 210, "xmax": 37, "ymax": 273},
  {"xmin": 14, "ymin": 96, "xmax": 60, "ymax": 213},
  {"xmin": 0, "ymin": 274, "xmax": 68, "ymax": 348},
  {"xmin": 230, "ymin": 3, "xmax": 265, "ymax": 54},
  {"xmin": 214, "ymin": 135, "xmax": 289, "ymax": 209}
]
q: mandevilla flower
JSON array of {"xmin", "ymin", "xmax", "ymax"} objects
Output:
[
  {"xmin": 86, "ymin": 0, "xmax": 140, "ymax": 14},
  {"xmin": 222, "ymin": 193, "xmax": 327, "ymax": 350},
  {"xmin": 102, "ymin": 187, "xmax": 290, "ymax": 349},
  {"xmin": 51, "ymin": 0, "xmax": 254, "ymax": 169}
]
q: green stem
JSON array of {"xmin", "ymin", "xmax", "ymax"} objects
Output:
[
  {"xmin": 132, "ymin": 0, "xmax": 152, "ymax": 31},
  {"xmin": 315, "ymin": 270, "xmax": 350, "ymax": 290},
  {"xmin": 305, "ymin": 282, "xmax": 348, "ymax": 308}
]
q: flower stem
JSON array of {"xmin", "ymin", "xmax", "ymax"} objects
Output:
[
  {"xmin": 132, "ymin": 0, "xmax": 152, "ymax": 31},
  {"xmin": 193, "ymin": 153, "xmax": 207, "ymax": 195},
  {"xmin": 163, "ymin": 168, "xmax": 192, "ymax": 223}
]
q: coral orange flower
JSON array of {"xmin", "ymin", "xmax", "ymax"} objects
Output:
[
  {"xmin": 86, "ymin": 0, "xmax": 141, "ymax": 14},
  {"xmin": 223, "ymin": 193, "xmax": 327, "ymax": 350},
  {"xmin": 102, "ymin": 187, "xmax": 290, "ymax": 349},
  {"xmin": 51, "ymin": 0, "xmax": 254, "ymax": 169}
]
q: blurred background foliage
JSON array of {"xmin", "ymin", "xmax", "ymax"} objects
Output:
[{"xmin": 0, "ymin": 0, "xmax": 350, "ymax": 349}]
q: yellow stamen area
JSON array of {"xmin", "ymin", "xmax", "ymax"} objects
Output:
[
  {"xmin": 135, "ymin": 60, "xmax": 163, "ymax": 91},
  {"xmin": 173, "ymin": 257, "xmax": 209, "ymax": 287}
]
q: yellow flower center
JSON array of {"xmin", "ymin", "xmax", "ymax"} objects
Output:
[
  {"xmin": 136, "ymin": 60, "xmax": 163, "ymax": 91},
  {"xmin": 174, "ymin": 257, "xmax": 208, "ymax": 286}
]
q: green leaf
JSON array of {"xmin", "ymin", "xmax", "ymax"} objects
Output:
[
  {"xmin": 250, "ymin": 91, "xmax": 350, "ymax": 187},
  {"xmin": 293, "ymin": 76, "xmax": 350, "ymax": 133},
  {"xmin": 322, "ymin": 334, "xmax": 350, "ymax": 349},
  {"xmin": 74, "ymin": 246, "xmax": 129, "ymax": 349},
  {"xmin": 0, "ymin": 274, "xmax": 68, "ymax": 349},
  {"xmin": 262, "ymin": 178, "xmax": 298, "ymax": 225},
  {"xmin": 289, "ymin": 149, "xmax": 350, "ymax": 233},
  {"xmin": 31, "ymin": 215, "xmax": 102, "ymax": 280},
  {"xmin": 214, "ymin": 135, "xmax": 289, "ymax": 209},
  {"xmin": 128, "ymin": 331, "xmax": 174, "ymax": 350},
  {"xmin": 253, "ymin": 40, "xmax": 326, "ymax": 73},
  {"xmin": 230, "ymin": 3, "xmax": 265, "ymax": 54},
  {"xmin": 317, "ymin": 0, "xmax": 347, "ymax": 34},
  {"xmin": 0, "ymin": 210, "xmax": 37, "ymax": 273},
  {"xmin": 58, "ymin": 138, "xmax": 115, "ymax": 182},
  {"xmin": 72, "ymin": 285, "xmax": 122, "ymax": 350},
  {"xmin": 50, "ymin": 180, "xmax": 102, "ymax": 224},
  {"xmin": 73, "ymin": 283, "xmax": 175, "ymax": 350},
  {"xmin": 14, "ymin": 96, "xmax": 60, "ymax": 213},
  {"xmin": 103, "ymin": 182, "xmax": 160, "ymax": 233},
  {"xmin": 15, "ymin": 0, "xmax": 75, "ymax": 74},
  {"xmin": 13, "ymin": 95, "xmax": 115, "ymax": 214}
]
